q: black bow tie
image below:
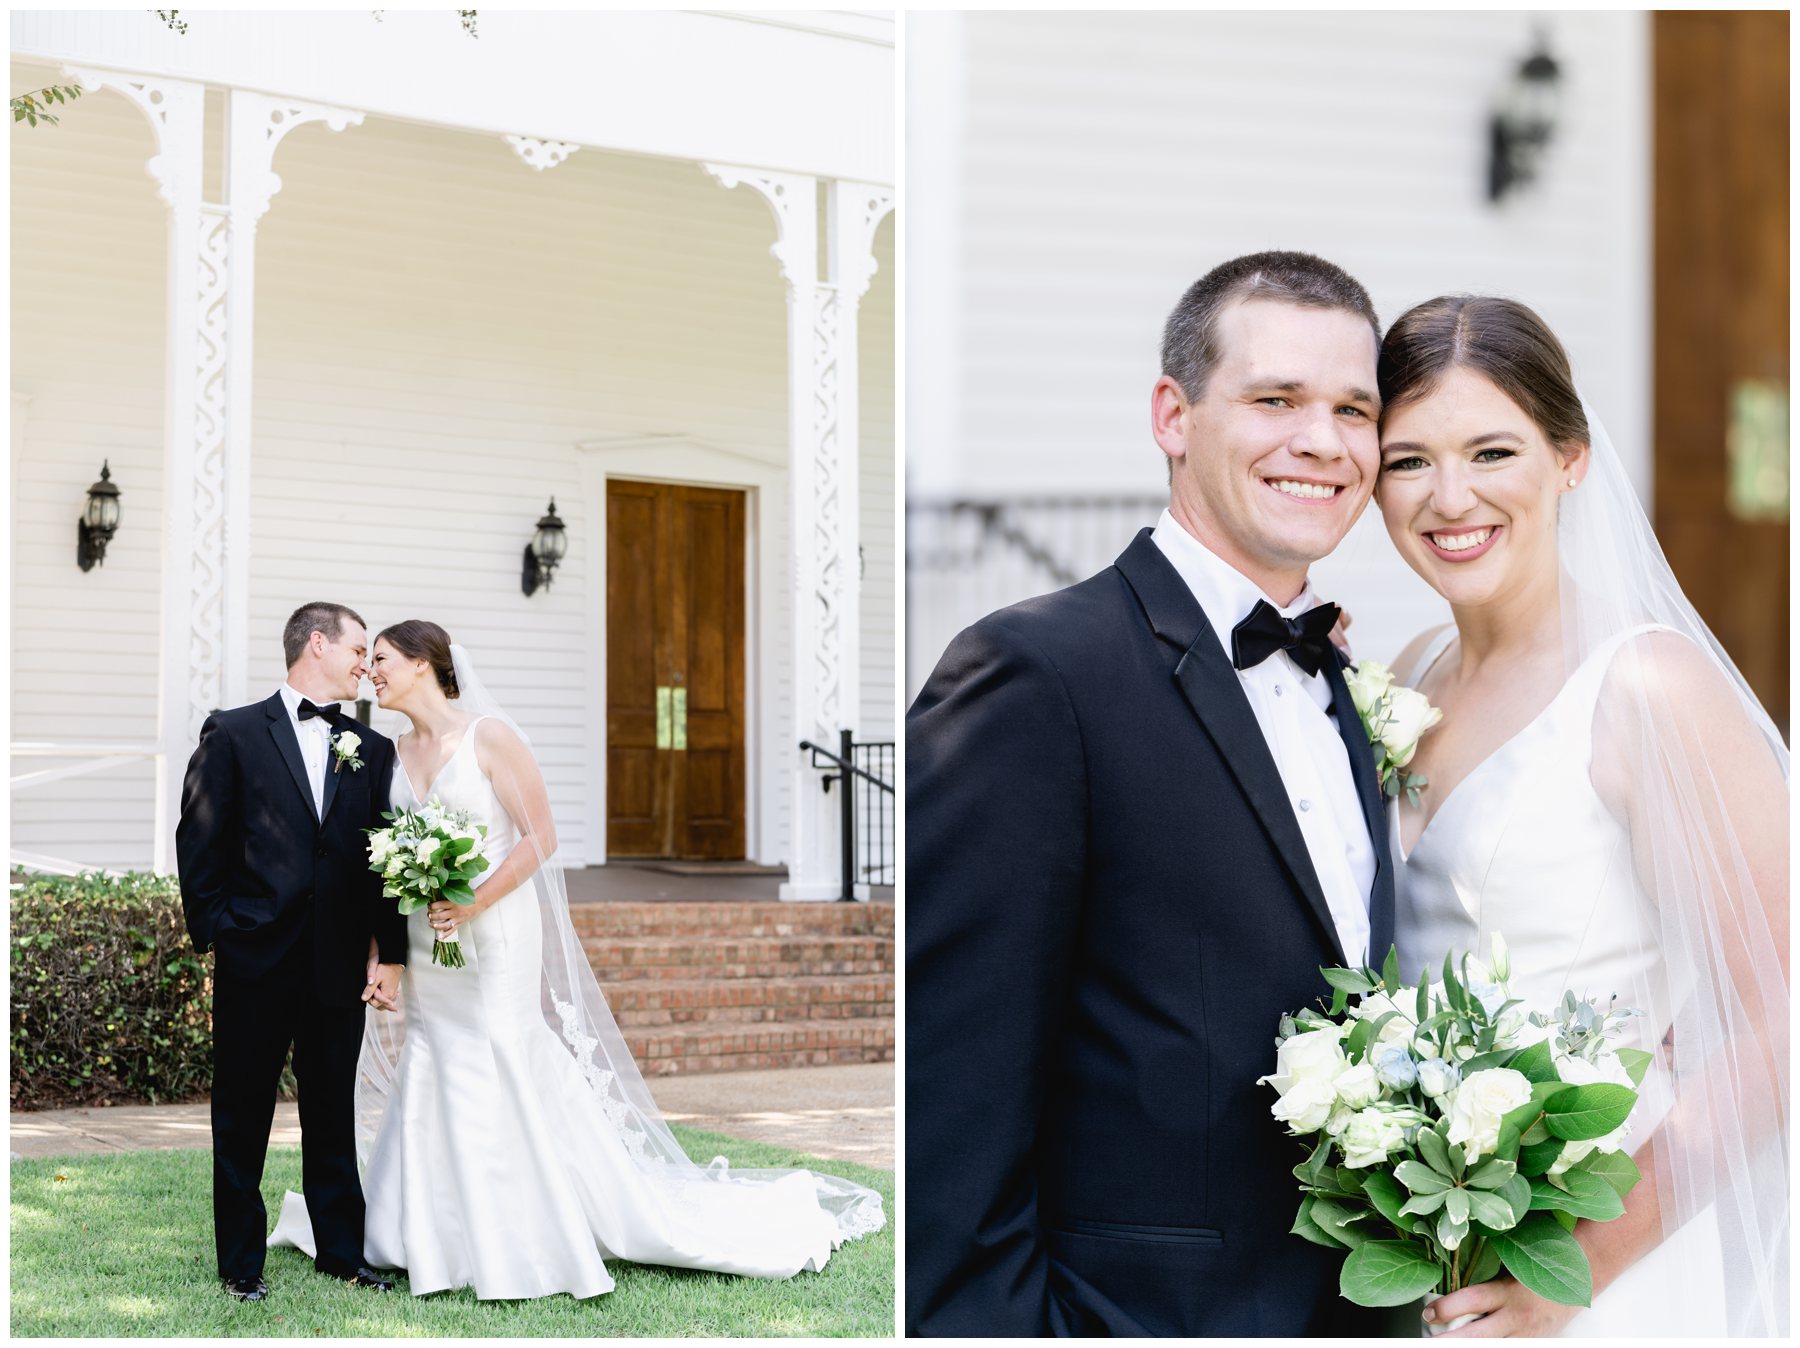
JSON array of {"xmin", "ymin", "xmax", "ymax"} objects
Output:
[
  {"xmin": 297, "ymin": 699, "xmax": 337, "ymax": 722},
  {"xmin": 1230, "ymin": 599, "xmax": 1341, "ymax": 678}
]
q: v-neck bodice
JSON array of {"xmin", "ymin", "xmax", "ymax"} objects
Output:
[
  {"xmin": 392, "ymin": 716, "xmax": 519, "ymax": 871},
  {"xmin": 1388, "ymin": 626, "xmax": 1680, "ymax": 1048}
]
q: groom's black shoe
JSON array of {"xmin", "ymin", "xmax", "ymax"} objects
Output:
[
  {"xmin": 344, "ymin": 1267, "xmax": 396, "ymax": 1291},
  {"xmin": 222, "ymin": 1275, "xmax": 269, "ymax": 1302}
]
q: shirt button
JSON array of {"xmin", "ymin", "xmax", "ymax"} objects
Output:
[
  {"xmin": 1274, "ymin": 684, "xmax": 1285, "ymax": 697},
  {"xmin": 1298, "ymin": 799, "xmax": 1312, "ymax": 812}
]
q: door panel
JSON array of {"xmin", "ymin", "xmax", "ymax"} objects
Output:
[
  {"xmin": 606, "ymin": 480, "xmax": 746, "ymax": 858},
  {"xmin": 1653, "ymin": 11, "xmax": 1789, "ymax": 731}
]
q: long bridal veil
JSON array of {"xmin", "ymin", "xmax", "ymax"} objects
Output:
[
  {"xmin": 353, "ymin": 644, "xmax": 885, "ymax": 1249},
  {"xmin": 1559, "ymin": 404, "xmax": 1788, "ymax": 1335}
]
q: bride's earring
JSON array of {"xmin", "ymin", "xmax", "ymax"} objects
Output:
[{"xmin": 1566, "ymin": 478, "xmax": 1577, "ymax": 489}]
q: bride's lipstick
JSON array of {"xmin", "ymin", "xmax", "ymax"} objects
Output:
[{"xmin": 1422, "ymin": 525, "xmax": 1502, "ymax": 562}]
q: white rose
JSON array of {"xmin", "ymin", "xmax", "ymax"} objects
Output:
[
  {"xmin": 416, "ymin": 836, "xmax": 442, "ymax": 865},
  {"xmin": 1344, "ymin": 661, "xmax": 1396, "ymax": 718},
  {"xmin": 1341, "ymin": 1107, "xmax": 1410, "ymax": 1169},
  {"xmin": 334, "ymin": 731, "xmax": 362, "ymax": 756},
  {"xmin": 1444, "ymin": 1068, "xmax": 1533, "ymax": 1160},
  {"xmin": 1333, "ymin": 1061, "xmax": 1381, "ymax": 1110},
  {"xmin": 1270, "ymin": 1077, "xmax": 1337, "ymax": 1134},
  {"xmin": 368, "ymin": 832, "xmax": 393, "ymax": 865},
  {"xmin": 1325, "ymin": 1104, "xmax": 1357, "ymax": 1138},
  {"xmin": 1260, "ymin": 1027, "xmax": 1348, "ymax": 1098},
  {"xmin": 1378, "ymin": 685, "xmax": 1444, "ymax": 768},
  {"xmin": 1417, "ymin": 1057, "xmax": 1460, "ymax": 1098}
]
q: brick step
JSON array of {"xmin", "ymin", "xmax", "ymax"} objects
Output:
[
  {"xmin": 570, "ymin": 901, "xmax": 893, "ymax": 940},
  {"xmin": 581, "ymin": 934, "xmax": 892, "ymax": 981},
  {"xmin": 602, "ymin": 973, "xmax": 894, "ymax": 1027},
  {"xmin": 625, "ymin": 1017, "xmax": 895, "ymax": 1077}
]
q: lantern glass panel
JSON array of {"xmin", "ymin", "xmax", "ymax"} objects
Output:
[{"xmin": 536, "ymin": 524, "xmax": 568, "ymax": 563}]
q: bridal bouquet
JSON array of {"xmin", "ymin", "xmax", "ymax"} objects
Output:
[
  {"xmin": 1260, "ymin": 939, "xmax": 1646, "ymax": 1326},
  {"xmin": 366, "ymin": 799, "xmax": 490, "ymax": 968}
]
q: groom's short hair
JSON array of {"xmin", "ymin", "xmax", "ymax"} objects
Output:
[
  {"xmin": 1161, "ymin": 250, "xmax": 1380, "ymax": 404},
  {"xmin": 283, "ymin": 601, "xmax": 367, "ymax": 668}
]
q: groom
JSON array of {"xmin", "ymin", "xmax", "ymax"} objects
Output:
[
  {"xmin": 177, "ymin": 602, "xmax": 407, "ymax": 1300},
  {"xmin": 907, "ymin": 252, "xmax": 1409, "ymax": 1336}
]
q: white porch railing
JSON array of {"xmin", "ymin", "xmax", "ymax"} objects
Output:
[{"xmin": 10, "ymin": 742, "xmax": 163, "ymax": 875}]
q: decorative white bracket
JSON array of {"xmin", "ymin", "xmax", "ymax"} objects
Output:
[
  {"xmin": 64, "ymin": 65, "xmax": 204, "ymax": 209},
  {"xmin": 505, "ymin": 135, "xmax": 581, "ymax": 172},
  {"xmin": 229, "ymin": 93, "xmax": 363, "ymax": 224},
  {"xmin": 702, "ymin": 163, "xmax": 818, "ymax": 288},
  {"xmin": 829, "ymin": 181, "xmax": 896, "ymax": 301}
]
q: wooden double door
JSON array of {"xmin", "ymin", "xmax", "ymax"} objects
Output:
[{"xmin": 606, "ymin": 480, "xmax": 747, "ymax": 859}]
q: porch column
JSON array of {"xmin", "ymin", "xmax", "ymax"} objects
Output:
[
  {"xmin": 66, "ymin": 68, "xmax": 359, "ymax": 871},
  {"xmin": 705, "ymin": 163, "xmax": 893, "ymax": 900}
]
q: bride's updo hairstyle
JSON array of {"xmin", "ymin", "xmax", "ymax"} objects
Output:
[
  {"xmin": 376, "ymin": 619, "xmax": 459, "ymax": 699},
  {"xmin": 1377, "ymin": 295, "xmax": 1589, "ymax": 451}
]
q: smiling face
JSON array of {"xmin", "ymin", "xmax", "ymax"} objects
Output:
[
  {"xmin": 1153, "ymin": 298, "xmax": 1381, "ymax": 599},
  {"xmin": 309, "ymin": 618, "xmax": 368, "ymax": 702},
  {"xmin": 1376, "ymin": 366, "xmax": 1587, "ymax": 609},
  {"xmin": 369, "ymin": 637, "xmax": 428, "ymax": 711}
]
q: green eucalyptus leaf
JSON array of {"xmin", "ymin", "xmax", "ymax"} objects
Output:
[
  {"xmin": 1495, "ymin": 1173, "xmax": 1533, "ymax": 1225},
  {"xmin": 1360, "ymin": 1171, "xmax": 1409, "ymax": 1228},
  {"xmin": 1575, "ymin": 1149, "xmax": 1642, "ymax": 1199},
  {"xmin": 1542, "ymin": 1084, "xmax": 1636, "ymax": 1141},
  {"xmin": 1309, "ymin": 1197, "xmax": 1371, "ymax": 1249},
  {"xmin": 1323, "ymin": 967, "xmax": 1377, "ymax": 995},
  {"xmin": 1518, "ymin": 1135, "xmax": 1565, "ymax": 1177},
  {"xmin": 1507, "ymin": 1038, "xmax": 1559, "ymax": 1084},
  {"xmin": 1339, "ymin": 1241, "xmax": 1443, "ymax": 1308},
  {"xmin": 1489, "ymin": 1213, "xmax": 1592, "ymax": 1306},
  {"xmin": 1381, "ymin": 946, "xmax": 1402, "ymax": 994},
  {"xmin": 1292, "ymin": 1196, "xmax": 1345, "ymax": 1249},
  {"xmin": 1613, "ymin": 1048, "xmax": 1653, "ymax": 1088}
]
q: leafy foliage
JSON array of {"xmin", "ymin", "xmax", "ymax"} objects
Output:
[
  {"xmin": 11, "ymin": 872, "xmax": 228, "ymax": 1109},
  {"xmin": 10, "ymin": 84, "xmax": 84, "ymax": 128}
]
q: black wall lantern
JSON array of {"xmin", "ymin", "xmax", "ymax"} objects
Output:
[
  {"xmin": 521, "ymin": 497, "xmax": 567, "ymax": 596},
  {"xmin": 77, "ymin": 460, "xmax": 122, "ymax": 571},
  {"xmin": 1488, "ymin": 33, "xmax": 1562, "ymax": 202}
]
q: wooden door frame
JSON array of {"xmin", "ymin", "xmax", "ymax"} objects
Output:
[{"xmin": 577, "ymin": 434, "xmax": 778, "ymax": 865}]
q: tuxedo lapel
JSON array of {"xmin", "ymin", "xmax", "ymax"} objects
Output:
[
  {"xmin": 319, "ymin": 720, "xmax": 343, "ymax": 822},
  {"xmin": 1323, "ymin": 655, "xmax": 1395, "ymax": 964},
  {"xmin": 1115, "ymin": 532, "xmax": 1349, "ymax": 967},
  {"xmin": 265, "ymin": 695, "xmax": 319, "ymax": 824}
]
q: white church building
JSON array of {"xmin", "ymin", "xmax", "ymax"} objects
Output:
[{"xmin": 10, "ymin": 10, "xmax": 896, "ymax": 899}]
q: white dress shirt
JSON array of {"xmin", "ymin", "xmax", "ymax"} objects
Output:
[
  {"xmin": 278, "ymin": 683, "xmax": 337, "ymax": 819},
  {"xmin": 1152, "ymin": 510, "xmax": 1374, "ymax": 965}
]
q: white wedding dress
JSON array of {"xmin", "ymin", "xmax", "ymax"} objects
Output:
[
  {"xmin": 270, "ymin": 714, "xmax": 879, "ymax": 1299},
  {"xmin": 1392, "ymin": 627, "xmax": 1728, "ymax": 1338}
]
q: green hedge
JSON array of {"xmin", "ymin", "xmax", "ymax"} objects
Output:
[{"xmin": 10, "ymin": 872, "xmax": 220, "ymax": 1110}]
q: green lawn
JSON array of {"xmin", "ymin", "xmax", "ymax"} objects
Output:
[{"xmin": 10, "ymin": 1126, "xmax": 893, "ymax": 1338}]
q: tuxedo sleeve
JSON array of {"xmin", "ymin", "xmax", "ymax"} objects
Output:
[
  {"xmin": 175, "ymin": 713, "xmax": 238, "ymax": 954},
  {"xmin": 905, "ymin": 615, "xmax": 1087, "ymax": 1337},
  {"xmin": 368, "ymin": 737, "xmax": 407, "ymax": 966}
]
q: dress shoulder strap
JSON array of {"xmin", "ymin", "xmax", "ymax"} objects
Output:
[{"xmin": 1400, "ymin": 626, "xmax": 1459, "ymax": 688}]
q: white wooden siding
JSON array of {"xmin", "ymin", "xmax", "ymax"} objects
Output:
[
  {"xmin": 12, "ymin": 85, "xmax": 896, "ymax": 871},
  {"xmin": 859, "ymin": 214, "xmax": 897, "ymax": 744},
  {"xmin": 906, "ymin": 11, "xmax": 1649, "ymax": 688}
]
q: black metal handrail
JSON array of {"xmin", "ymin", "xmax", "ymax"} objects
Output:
[{"xmin": 800, "ymin": 731, "xmax": 895, "ymax": 900}]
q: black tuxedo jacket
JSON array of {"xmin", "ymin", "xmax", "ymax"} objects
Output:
[
  {"xmin": 906, "ymin": 530, "xmax": 1404, "ymax": 1337},
  {"xmin": 177, "ymin": 692, "xmax": 407, "ymax": 1007}
]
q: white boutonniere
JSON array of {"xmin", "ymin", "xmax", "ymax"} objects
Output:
[
  {"xmin": 331, "ymin": 729, "xmax": 364, "ymax": 774},
  {"xmin": 1344, "ymin": 661, "xmax": 1442, "ymax": 806}
]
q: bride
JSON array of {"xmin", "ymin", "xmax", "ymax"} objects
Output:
[
  {"xmin": 1372, "ymin": 296, "xmax": 1787, "ymax": 1336},
  {"xmin": 270, "ymin": 619, "xmax": 884, "ymax": 1299}
]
